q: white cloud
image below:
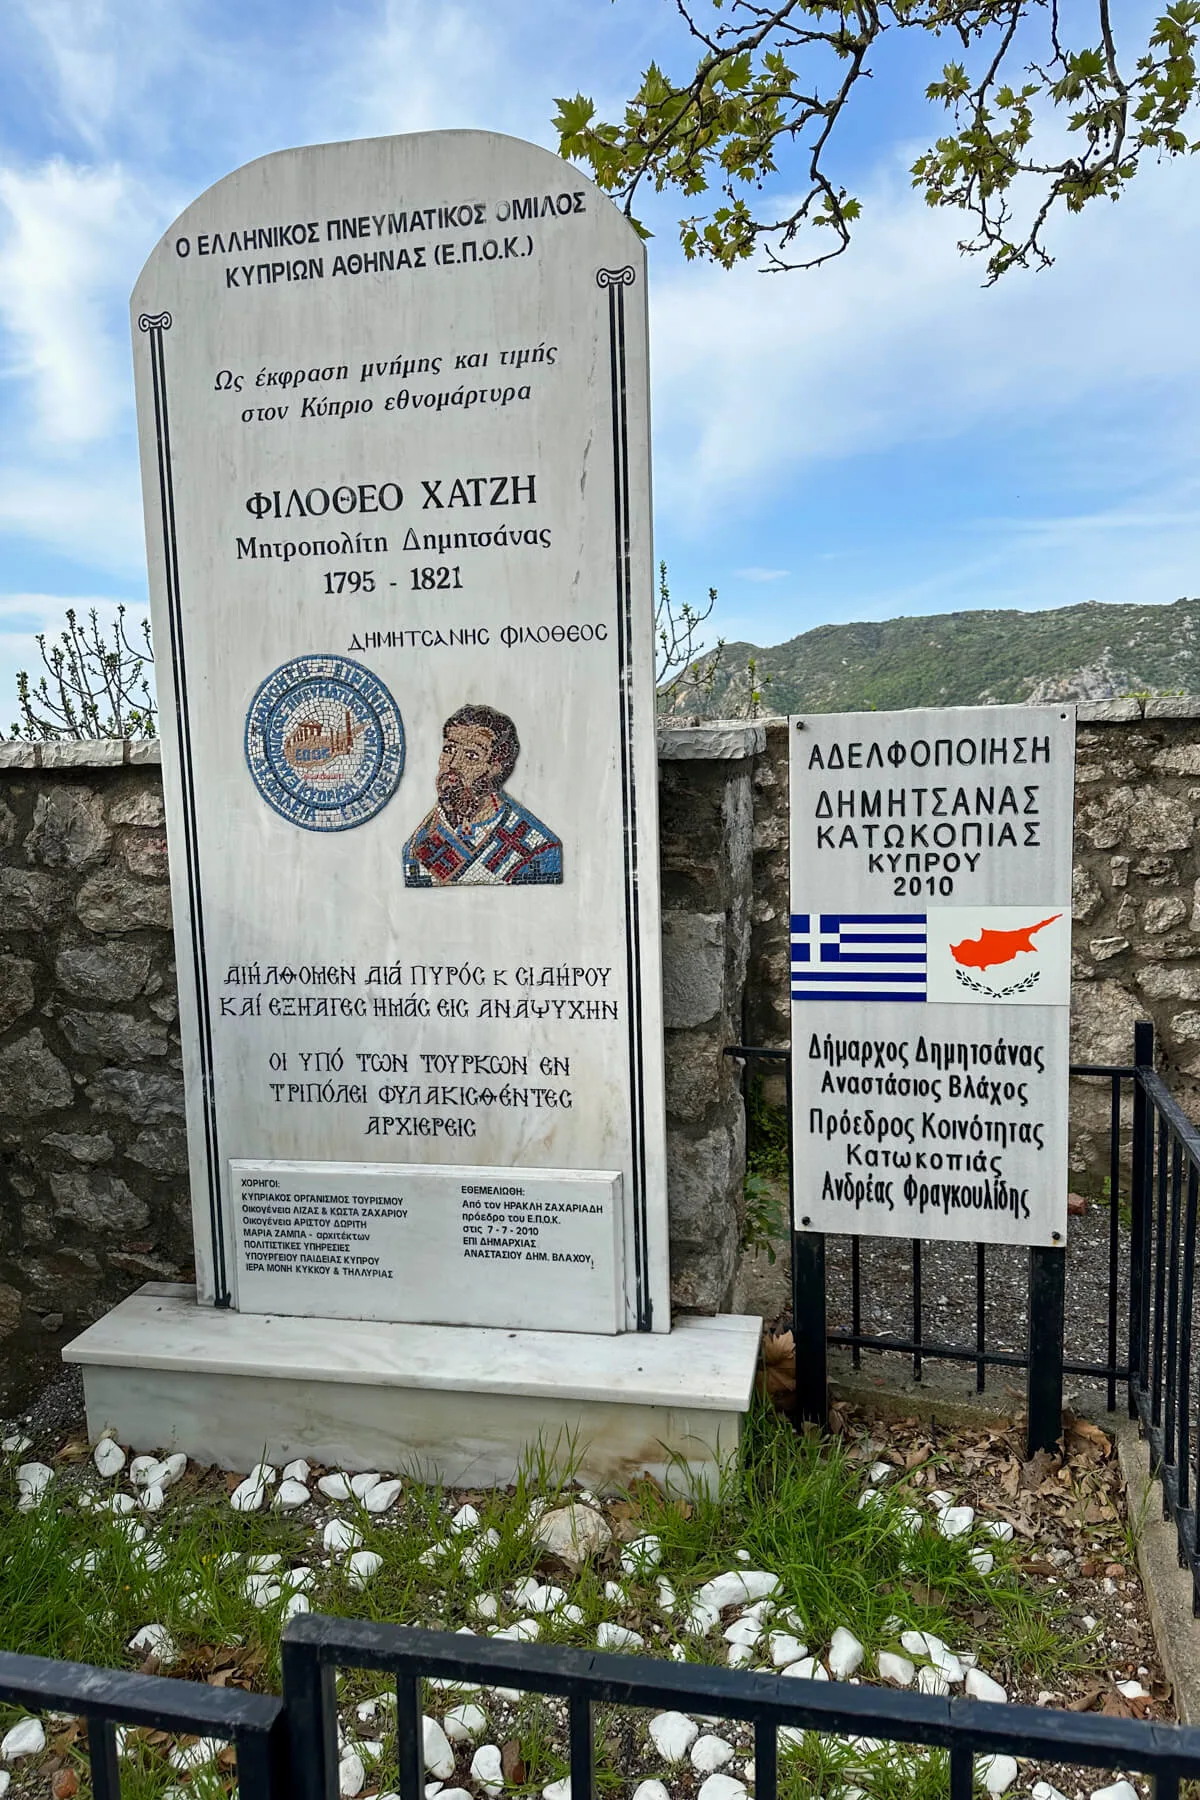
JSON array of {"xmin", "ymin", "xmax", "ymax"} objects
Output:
[
  {"xmin": 0, "ymin": 158, "xmax": 163, "ymax": 446},
  {"xmin": 648, "ymin": 152, "xmax": 1200, "ymax": 524}
]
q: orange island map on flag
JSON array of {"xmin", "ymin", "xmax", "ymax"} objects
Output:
[{"xmin": 950, "ymin": 914, "xmax": 1062, "ymax": 972}]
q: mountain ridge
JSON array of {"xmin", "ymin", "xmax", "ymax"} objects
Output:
[{"xmin": 666, "ymin": 597, "xmax": 1200, "ymax": 717}]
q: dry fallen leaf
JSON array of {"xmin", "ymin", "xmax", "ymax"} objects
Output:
[
  {"xmin": 501, "ymin": 1741, "xmax": 526, "ymax": 1785},
  {"xmin": 51, "ymin": 1771, "xmax": 78, "ymax": 1800}
]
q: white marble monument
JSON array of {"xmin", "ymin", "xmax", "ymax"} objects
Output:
[{"xmin": 64, "ymin": 130, "xmax": 760, "ymax": 1484}]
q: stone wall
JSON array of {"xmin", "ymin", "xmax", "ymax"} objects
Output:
[
  {"xmin": 0, "ymin": 742, "xmax": 186, "ymax": 1414},
  {"xmin": 6, "ymin": 704, "xmax": 1198, "ymax": 1413},
  {"xmin": 745, "ymin": 704, "xmax": 1200, "ymax": 1185},
  {"xmin": 0, "ymin": 729, "xmax": 761, "ymax": 1411}
]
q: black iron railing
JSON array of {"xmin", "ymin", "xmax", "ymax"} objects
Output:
[
  {"xmin": 726, "ymin": 1033, "xmax": 1152, "ymax": 1451},
  {"xmin": 0, "ymin": 1647, "xmax": 285, "ymax": 1800},
  {"xmin": 280, "ymin": 1616, "xmax": 1200, "ymax": 1800}
]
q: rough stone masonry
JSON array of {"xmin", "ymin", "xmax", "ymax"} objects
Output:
[{"xmin": 1, "ymin": 704, "xmax": 1197, "ymax": 1412}]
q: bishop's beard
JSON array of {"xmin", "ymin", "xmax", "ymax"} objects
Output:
[{"xmin": 438, "ymin": 770, "xmax": 491, "ymax": 830}]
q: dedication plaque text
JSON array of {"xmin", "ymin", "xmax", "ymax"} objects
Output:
[{"xmin": 789, "ymin": 705, "xmax": 1075, "ymax": 1247}]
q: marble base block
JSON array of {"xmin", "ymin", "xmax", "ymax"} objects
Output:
[{"xmin": 62, "ymin": 1284, "xmax": 762, "ymax": 1490}]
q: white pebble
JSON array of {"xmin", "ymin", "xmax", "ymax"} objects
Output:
[
  {"xmin": 1116, "ymin": 1679, "xmax": 1149, "ymax": 1699},
  {"xmin": 473, "ymin": 1594, "xmax": 499, "ymax": 1620},
  {"xmin": 450, "ymin": 1503, "xmax": 480, "ymax": 1533},
  {"xmin": 1032, "ymin": 1785, "xmax": 1070, "ymax": 1800},
  {"xmin": 351, "ymin": 1472, "xmax": 382, "ymax": 1498},
  {"xmin": 158, "ymin": 1452, "xmax": 188, "ymax": 1488},
  {"xmin": 927, "ymin": 1489, "xmax": 954, "ymax": 1509},
  {"xmin": 620, "ymin": 1535, "xmax": 662, "ymax": 1574},
  {"xmin": 724, "ymin": 1617, "xmax": 762, "ymax": 1648},
  {"xmin": 649, "ymin": 1712, "xmax": 698, "ymax": 1761},
  {"xmin": 423, "ymin": 1717, "xmax": 456, "ymax": 1780},
  {"xmin": 319, "ymin": 1473, "xmax": 354, "ymax": 1501},
  {"xmin": 1, "ymin": 1434, "xmax": 31, "ymax": 1455},
  {"xmin": 492, "ymin": 1619, "xmax": 540, "ymax": 1642},
  {"xmin": 347, "ymin": 1550, "xmax": 383, "ymax": 1589},
  {"xmin": 827, "ymin": 1627, "xmax": 864, "ymax": 1679},
  {"xmin": 936, "ymin": 1505, "xmax": 975, "ymax": 1539},
  {"xmin": 682, "ymin": 1598, "xmax": 722, "ymax": 1635},
  {"xmin": 282, "ymin": 1458, "xmax": 310, "ymax": 1483},
  {"xmin": 968, "ymin": 1549, "xmax": 995, "ymax": 1575},
  {"xmin": 1, "ymin": 1718, "xmax": 45, "ymax": 1759},
  {"xmin": 597, "ymin": 1622, "xmax": 643, "ymax": 1651},
  {"xmin": 981, "ymin": 1521, "xmax": 1014, "ymax": 1542},
  {"xmin": 726, "ymin": 1642, "xmax": 755, "ymax": 1668},
  {"xmin": 781, "ymin": 1658, "xmax": 829, "ymax": 1682},
  {"xmin": 230, "ymin": 1476, "xmax": 265, "ymax": 1512},
  {"xmin": 170, "ymin": 1737, "xmax": 227, "ymax": 1771},
  {"xmin": 339, "ymin": 1750, "xmax": 365, "ymax": 1797},
  {"xmin": 691, "ymin": 1735, "xmax": 734, "ymax": 1774},
  {"xmin": 916, "ymin": 1666, "xmax": 949, "ymax": 1696},
  {"xmin": 1089, "ymin": 1786, "xmax": 1138, "ymax": 1800},
  {"xmin": 140, "ymin": 1483, "xmax": 165, "ymax": 1514},
  {"xmin": 965, "ymin": 1668, "xmax": 1008, "ymax": 1704},
  {"xmin": 656, "ymin": 1577, "xmax": 676, "ymax": 1610},
  {"xmin": 93, "ymin": 1437, "xmax": 126, "ymax": 1477},
  {"xmin": 276, "ymin": 1480, "xmax": 311, "ymax": 1509},
  {"xmin": 127, "ymin": 1454, "xmax": 159, "ymax": 1487},
  {"xmin": 977, "ymin": 1754, "xmax": 1018, "ymax": 1797},
  {"xmin": 604, "ymin": 1581, "xmax": 626, "ymax": 1603},
  {"xmin": 324, "ymin": 1519, "xmax": 363, "ymax": 1554},
  {"xmin": 364, "ymin": 1478, "xmax": 402, "ymax": 1513},
  {"xmin": 697, "ymin": 1776, "xmax": 747, "ymax": 1800},
  {"xmin": 283, "ymin": 1593, "xmax": 311, "ymax": 1619},
  {"xmin": 249, "ymin": 1462, "xmax": 277, "ymax": 1486},
  {"xmin": 470, "ymin": 1744, "xmax": 503, "ymax": 1796},
  {"xmin": 696, "ymin": 1571, "xmax": 780, "ymax": 1611},
  {"xmin": 15, "ymin": 1462, "xmax": 53, "ymax": 1510},
  {"xmin": 543, "ymin": 1782, "xmax": 570, "ymax": 1800},
  {"xmin": 868, "ymin": 1461, "xmax": 893, "ymax": 1483},
  {"xmin": 110, "ymin": 1492, "xmax": 137, "ymax": 1515},
  {"xmin": 878, "ymin": 1651, "xmax": 914, "ymax": 1686},
  {"xmin": 633, "ymin": 1785, "xmax": 670, "ymax": 1800},
  {"xmin": 768, "ymin": 1632, "xmax": 807, "ymax": 1667},
  {"xmin": 443, "ymin": 1703, "xmax": 487, "ymax": 1743}
]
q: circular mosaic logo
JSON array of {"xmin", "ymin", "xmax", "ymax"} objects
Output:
[{"xmin": 244, "ymin": 654, "xmax": 405, "ymax": 832}]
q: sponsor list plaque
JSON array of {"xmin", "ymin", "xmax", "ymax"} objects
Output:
[
  {"xmin": 789, "ymin": 705, "xmax": 1076, "ymax": 1247},
  {"xmin": 131, "ymin": 131, "xmax": 668, "ymax": 1334}
]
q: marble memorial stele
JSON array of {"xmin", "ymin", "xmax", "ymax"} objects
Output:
[{"xmin": 62, "ymin": 129, "xmax": 761, "ymax": 1485}]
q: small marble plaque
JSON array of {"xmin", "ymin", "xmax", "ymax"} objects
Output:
[{"xmin": 230, "ymin": 1159, "xmax": 623, "ymax": 1332}]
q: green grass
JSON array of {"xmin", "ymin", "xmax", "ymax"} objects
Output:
[{"xmin": 0, "ymin": 1405, "xmax": 1104, "ymax": 1799}]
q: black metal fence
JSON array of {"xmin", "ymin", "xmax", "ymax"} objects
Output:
[
  {"xmin": 0, "ymin": 1646, "xmax": 285, "ymax": 1800},
  {"xmin": 728, "ymin": 1029, "xmax": 1152, "ymax": 1451},
  {"xmin": 7, "ymin": 1619, "xmax": 1200, "ymax": 1800}
]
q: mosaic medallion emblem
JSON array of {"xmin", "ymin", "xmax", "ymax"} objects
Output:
[{"xmin": 244, "ymin": 654, "xmax": 404, "ymax": 832}]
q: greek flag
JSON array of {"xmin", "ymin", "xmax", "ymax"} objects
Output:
[{"xmin": 791, "ymin": 913, "xmax": 928, "ymax": 1002}]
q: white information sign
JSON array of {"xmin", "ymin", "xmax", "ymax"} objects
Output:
[
  {"xmin": 789, "ymin": 705, "xmax": 1075, "ymax": 1247},
  {"xmin": 131, "ymin": 131, "xmax": 668, "ymax": 1332},
  {"xmin": 231, "ymin": 1161, "xmax": 623, "ymax": 1332}
]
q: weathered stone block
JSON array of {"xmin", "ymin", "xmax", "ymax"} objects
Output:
[
  {"xmin": 24, "ymin": 786, "xmax": 112, "ymax": 870},
  {"xmin": 122, "ymin": 832, "xmax": 170, "ymax": 879},
  {"xmin": 109, "ymin": 787, "xmax": 165, "ymax": 828},
  {"xmin": 1153, "ymin": 743, "xmax": 1200, "ymax": 773},
  {"xmin": 41, "ymin": 1130, "xmax": 114, "ymax": 1164},
  {"xmin": 1070, "ymin": 981, "xmax": 1147, "ymax": 1065},
  {"xmin": 57, "ymin": 1009, "xmax": 168, "ymax": 1062},
  {"xmin": 661, "ymin": 912, "xmax": 726, "ymax": 1030},
  {"xmin": 663, "ymin": 1029, "xmax": 728, "ymax": 1124},
  {"xmin": 85, "ymin": 1066, "xmax": 185, "ymax": 1122},
  {"xmin": 76, "ymin": 869, "xmax": 171, "ymax": 932},
  {"xmin": 1088, "ymin": 937, "xmax": 1129, "ymax": 962},
  {"xmin": 0, "ymin": 1030, "xmax": 72, "ymax": 1112},
  {"xmin": 1077, "ymin": 787, "xmax": 1194, "ymax": 853},
  {"xmin": 667, "ymin": 1122, "xmax": 735, "ymax": 1241},
  {"xmin": 50, "ymin": 1170, "xmax": 148, "ymax": 1232},
  {"xmin": 0, "ymin": 956, "xmax": 35, "ymax": 1030},
  {"xmin": 0, "ymin": 1282, "xmax": 20, "ymax": 1338},
  {"xmin": 1071, "ymin": 866, "xmax": 1103, "ymax": 924},
  {"xmin": 1143, "ymin": 896, "xmax": 1188, "ymax": 935},
  {"xmin": 1138, "ymin": 965, "xmax": 1200, "ymax": 1001},
  {"xmin": 40, "ymin": 741, "xmax": 125, "ymax": 770},
  {"xmin": 0, "ymin": 868, "xmax": 67, "ymax": 930},
  {"xmin": 125, "ymin": 1125, "xmax": 189, "ymax": 1174},
  {"xmin": 56, "ymin": 943, "xmax": 152, "ymax": 1001}
]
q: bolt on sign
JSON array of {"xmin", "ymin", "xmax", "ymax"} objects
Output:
[
  {"xmin": 789, "ymin": 706, "xmax": 1076, "ymax": 1247},
  {"xmin": 131, "ymin": 132, "xmax": 669, "ymax": 1333}
]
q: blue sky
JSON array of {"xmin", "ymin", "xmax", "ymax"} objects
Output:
[{"xmin": 0, "ymin": 0, "xmax": 1197, "ymax": 721}]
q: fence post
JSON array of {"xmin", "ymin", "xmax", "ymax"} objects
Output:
[
  {"xmin": 1129, "ymin": 1020, "xmax": 1155, "ymax": 1418},
  {"xmin": 280, "ymin": 1630, "xmax": 338, "ymax": 1800},
  {"xmin": 1026, "ymin": 1244, "xmax": 1066, "ymax": 1457},
  {"xmin": 785, "ymin": 1048, "xmax": 828, "ymax": 1427}
]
